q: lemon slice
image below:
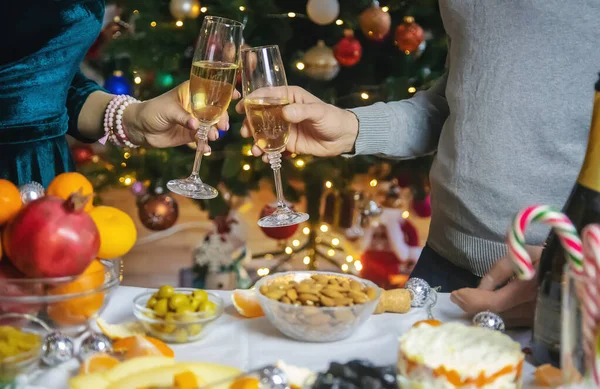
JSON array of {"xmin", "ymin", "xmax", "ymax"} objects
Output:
[{"xmin": 96, "ymin": 318, "xmax": 146, "ymax": 340}]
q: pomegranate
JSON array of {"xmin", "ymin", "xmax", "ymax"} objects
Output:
[
  {"xmin": 6, "ymin": 193, "xmax": 100, "ymax": 278},
  {"xmin": 0, "ymin": 261, "xmax": 42, "ymax": 316}
]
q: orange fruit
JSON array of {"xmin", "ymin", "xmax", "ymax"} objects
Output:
[
  {"xmin": 89, "ymin": 206, "xmax": 137, "ymax": 259},
  {"xmin": 0, "ymin": 179, "xmax": 22, "ymax": 226},
  {"xmin": 232, "ymin": 290, "xmax": 264, "ymax": 318},
  {"xmin": 173, "ymin": 371, "xmax": 198, "ymax": 389},
  {"xmin": 47, "ymin": 260, "xmax": 105, "ymax": 326},
  {"xmin": 79, "ymin": 352, "xmax": 120, "ymax": 375},
  {"xmin": 46, "ymin": 172, "xmax": 94, "ymax": 212},
  {"xmin": 412, "ymin": 319, "xmax": 442, "ymax": 328},
  {"xmin": 534, "ymin": 364, "xmax": 564, "ymax": 387},
  {"xmin": 113, "ymin": 335, "xmax": 174, "ymax": 359},
  {"xmin": 96, "ymin": 318, "xmax": 146, "ymax": 340},
  {"xmin": 229, "ymin": 377, "xmax": 260, "ymax": 389}
]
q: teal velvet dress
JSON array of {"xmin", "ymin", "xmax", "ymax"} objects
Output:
[{"xmin": 1, "ymin": 1, "xmax": 106, "ymax": 187}]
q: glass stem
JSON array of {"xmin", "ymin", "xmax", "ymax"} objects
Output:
[
  {"xmin": 190, "ymin": 126, "xmax": 209, "ymax": 181},
  {"xmin": 268, "ymin": 152, "xmax": 287, "ymax": 209}
]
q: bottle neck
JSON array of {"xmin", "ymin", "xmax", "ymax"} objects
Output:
[{"xmin": 577, "ymin": 90, "xmax": 600, "ymax": 192}]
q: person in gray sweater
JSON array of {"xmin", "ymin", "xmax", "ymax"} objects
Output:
[{"xmin": 236, "ymin": 1, "xmax": 600, "ymax": 326}]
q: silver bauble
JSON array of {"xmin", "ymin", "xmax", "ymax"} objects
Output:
[
  {"xmin": 473, "ymin": 311, "xmax": 506, "ymax": 332},
  {"xmin": 404, "ymin": 277, "xmax": 431, "ymax": 308},
  {"xmin": 79, "ymin": 333, "xmax": 113, "ymax": 360},
  {"xmin": 42, "ymin": 332, "xmax": 75, "ymax": 366},
  {"xmin": 19, "ymin": 181, "xmax": 45, "ymax": 205},
  {"xmin": 169, "ymin": 0, "xmax": 200, "ymax": 19},
  {"xmin": 306, "ymin": 0, "xmax": 339, "ymax": 26},
  {"xmin": 258, "ymin": 365, "xmax": 288, "ymax": 389}
]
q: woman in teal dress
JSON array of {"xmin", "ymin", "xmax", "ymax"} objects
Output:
[{"xmin": 1, "ymin": 1, "xmax": 231, "ymax": 187}]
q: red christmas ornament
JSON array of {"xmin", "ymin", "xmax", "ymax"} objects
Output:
[
  {"xmin": 412, "ymin": 194, "xmax": 431, "ymax": 218},
  {"xmin": 395, "ymin": 16, "xmax": 424, "ymax": 53},
  {"xmin": 259, "ymin": 203, "xmax": 299, "ymax": 240},
  {"xmin": 333, "ymin": 30, "xmax": 362, "ymax": 67},
  {"xmin": 71, "ymin": 144, "xmax": 95, "ymax": 165},
  {"xmin": 359, "ymin": 2, "xmax": 391, "ymax": 42}
]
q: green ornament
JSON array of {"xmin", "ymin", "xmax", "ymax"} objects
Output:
[{"xmin": 155, "ymin": 72, "xmax": 174, "ymax": 89}]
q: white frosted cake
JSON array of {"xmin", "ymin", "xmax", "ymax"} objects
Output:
[{"xmin": 398, "ymin": 322, "xmax": 524, "ymax": 389}]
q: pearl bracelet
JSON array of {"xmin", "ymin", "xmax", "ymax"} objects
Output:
[{"xmin": 99, "ymin": 95, "xmax": 140, "ymax": 148}]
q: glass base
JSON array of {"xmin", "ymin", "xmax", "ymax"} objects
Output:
[
  {"xmin": 258, "ymin": 208, "xmax": 309, "ymax": 228},
  {"xmin": 167, "ymin": 177, "xmax": 218, "ymax": 199}
]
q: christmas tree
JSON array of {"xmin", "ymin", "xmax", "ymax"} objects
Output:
[{"xmin": 80, "ymin": 0, "xmax": 446, "ymax": 271}]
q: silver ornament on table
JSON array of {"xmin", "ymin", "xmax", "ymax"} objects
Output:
[
  {"xmin": 404, "ymin": 277, "xmax": 431, "ymax": 308},
  {"xmin": 42, "ymin": 331, "xmax": 75, "ymax": 366},
  {"xmin": 473, "ymin": 311, "xmax": 506, "ymax": 332},
  {"xmin": 79, "ymin": 332, "xmax": 113, "ymax": 360},
  {"xmin": 258, "ymin": 365, "xmax": 289, "ymax": 389},
  {"xmin": 19, "ymin": 181, "xmax": 45, "ymax": 205}
]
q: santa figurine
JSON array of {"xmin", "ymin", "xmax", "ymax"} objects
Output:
[{"xmin": 359, "ymin": 208, "xmax": 422, "ymax": 288}]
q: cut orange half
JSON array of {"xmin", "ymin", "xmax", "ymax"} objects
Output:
[
  {"xmin": 113, "ymin": 335, "xmax": 175, "ymax": 359},
  {"xmin": 79, "ymin": 352, "xmax": 120, "ymax": 375},
  {"xmin": 232, "ymin": 290, "xmax": 264, "ymax": 318}
]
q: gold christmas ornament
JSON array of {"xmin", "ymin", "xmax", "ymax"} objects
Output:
[
  {"xmin": 302, "ymin": 41, "xmax": 340, "ymax": 81},
  {"xmin": 359, "ymin": 2, "xmax": 391, "ymax": 41}
]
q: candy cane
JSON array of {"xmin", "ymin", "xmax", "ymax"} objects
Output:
[
  {"xmin": 581, "ymin": 224, "xmax": 600, "ymax": 386},
  {"xmin": 507, "ymin": 205, "xmax": 583, "ymax": 280}
]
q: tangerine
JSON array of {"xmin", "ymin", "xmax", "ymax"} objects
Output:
[
  {"xmin": 173, "ymin": 371, "xmax": 198, "ymax": 389},
  {"xmin": 534, "ymin": 364, "xmax": 564, "ymax": 387},
  {"xmin": 232, "ymin": 290, "xmax": 264, "ymax": 318},
  {"xmin": 46, "ymin": 172, "xmax": 94, "ymax": 212},
  {"xmin": 0, "ymin": 179, "xmax": 22, "ymax": 226},
  {"xmin": 113, "ymin": 335, "xmax": 174, "ymax": 359},
  {"xmin": 229, "ymin": 377, "xmax": 260, "ymax": 389},
  {"xmin": 412, "ymin": 319, "xmax": 442, "ymax": 328},
  {"xmin": 47, "ymin": 260, "xmax": 105, "ymax": 326},
  {"xmin": 89, "ymin": 206, "xmax": 137, "ymax": 259},
  {"xmin": 79, "ymin": 352, "xmax": 120, "ymax": 375}
]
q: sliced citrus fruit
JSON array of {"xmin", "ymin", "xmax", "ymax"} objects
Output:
[
  {"xmin": 113, "ymin": 335, "xmax": 175, "ymax": 359},
  {"xmin": 230, "ymin": 377, "xmax": 260, "ymax": 389},
  {"xmin": 412, "ymin": 319, "xmax": 442, "ymax": 328},
  {"xmin": 232, "ymin": 289, "xmax": 264, "ymax": 318},
  {"xmin": 79, "ymin": 352, "xmax": 120, "ymax": 375},
  {"xmin": 173, "ymin": 371, "xmax": 198, "ymax": 389},
  {"xmin": 534, "ymin": 364, "xmax": 564, "ymax": 387},
  {"xmin": 96, "ymin": 318, "xmax": 146, "ymax": 339}
]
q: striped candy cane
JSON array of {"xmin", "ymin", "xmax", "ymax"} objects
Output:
[
  {"xmin": 507, "ymin": 205, "xmax": 583, "ymax": 280},
  {"xmin": 581, "ymin": 225, "xmax": 600, "ymax": 386}
]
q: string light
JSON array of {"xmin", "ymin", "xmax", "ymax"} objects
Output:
[
  {"xmin": 291, "ymin": 153, "xmax": 297, "ymax": 158},
  {"xmin": 404, "ymin": 50, "xmax": 410, "ymax": 55},
  {"xmin": 335, "ymin": 19, "xmax": 344, "ymax": 25},
  {"xmin": 402, "ymin": 210, "xmax": 410, "ymax": 219},
  {"xmin": 370, "ymin": 179, "xmax": 378, "ymax": 187},
  {"xmin": 325, "ymin": 181, "xmax": 332, "ymax": 189},
  {"xmin": 327, "ymin": 249, "xmax": 336, "ymax": 257},
  {"xmin": 121, "ymin": 162, "xmax": 126, "ymax": 167},
  {"xmin": 288, "ymin": 12, "xmax": 296, "ymax": 18},
  {"xmin": 134, "ymin": 76, "xmax": 142, "ymax": 84},
  {"xmin": 264, "ymin": 254, "xmax": 274, "ymax": 260},
  {"xmin": 285, "ymin": 246, "xmax": 293, "ymax": 255},
  {"xmin": 296, "ymin": 62, "xmax": 305, "ymax": 70},
  {"xmin": 257, "ymin": 267, "xmax": 270, "ymax": 276},
  {"xmin": 295, "ymin": 159, "xmax": 305, "ymax": 168},
  {"xmin": 120, "ymin": 176, "xmax": 134, "ymax": 186},
  {"xmin": 133, "ymin": 9, "xmax": 139, "ymax": 14},
  {"xmin": 360, "ymin": 92, "xmax": 369, "ymax": 100},
  {"xmin": 123, "ymin": 152, "xmax": 131, "ymax": 159},
  {"xmin": 320, "ymin": 224, "xmax": 329, "ymax": 233},
  {"xmin": 303, "ymin": 227, "xmax": 310, "ymax": 235},
  {"xmin": 331, "ymin": 238, "xmax": 340, "ymax": 246},
  {"xmin": 204, "ymin": 151, "xmax": 211, "ymax": 156},
  {"xmin": 200, "ymin": 6, "xmax": 208, "ymax": 12},
  {"xmin": 346, "ymin": 255, "xmax": 354, "ymax": 263},
  {"xmin": 408, "ymin": 86, "xmax": 417, "ymax": 93},
  {"xmin": 381, "ymin": 6, "xmax": 390, "ymax": 12},
  {"xmin": 92, "ymin": 156, "xmax": 99, "ymax": 163},
  {"xmin": 354, "ymin": 260, "xmax": 363, "ymax": 271},
  {"xmin": 341, "ymin": 263, "xmax": 349, "ymax": 272},
  {"xmin": 150, "ymin": 21, "xmax": 157, "ymax": 27},
  {"xmin": 303, "ymin": 256, "xmax": 311, "ymax": 265},
  {"xmin": 292, "ymin": 239, "xmax": 300, "ymax": 247},
  {"xmin": 239, "ymin": 6, "xmax": 246, "ymax": 11},
  {"xmin": 242, "ymin": 163, "xmax": 251, "ymax": 171}
]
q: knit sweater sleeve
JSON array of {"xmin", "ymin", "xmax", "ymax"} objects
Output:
[{"xmin": 347, "ymin": 72, "xmax": 449, "ymax": 158}]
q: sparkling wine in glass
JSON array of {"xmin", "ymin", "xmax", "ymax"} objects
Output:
[
  {"xmin": 241, "ymin": 45, "xmax": 309, "ymax": 227},
  {"xmin": 167, "ymin": 16, "xmax": 243, "ymax": 199}
]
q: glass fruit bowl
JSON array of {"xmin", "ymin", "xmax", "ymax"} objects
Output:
[
  {"xmin": 255, "ymin": 271, "xmax": 382, "ymax": 342},
  {"xmin": 0, "ymin": 258, "xmax": 121, "ymax": 336},
  {"xmin": 133, "ymin": 288, "xmax": 224, "ymax": 344},
  {"xmin": 0, "ymin": 314, "xmax": 46, "ymax": 386}
]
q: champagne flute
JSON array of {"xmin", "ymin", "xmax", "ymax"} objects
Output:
[
  {"xmin": 167, "ymin": 16, "xmax": 243, "ymax": 199},
  {"xmin": 241, "ymin": 45, "xmax": 309, "ymax": 227}
]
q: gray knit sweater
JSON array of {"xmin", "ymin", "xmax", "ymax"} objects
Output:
[{"xmin": 350, "ymin": 0, "xmax": 600, "ymax": 276}]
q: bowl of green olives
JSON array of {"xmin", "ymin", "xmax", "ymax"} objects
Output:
[{"xmin": 133, "ymin": 286, "xmax": 223, "ymax": 344}]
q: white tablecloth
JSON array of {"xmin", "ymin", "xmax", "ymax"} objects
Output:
[{"xmin": 28, "ymin": 286, "xmax": 541, "ymax": 388}]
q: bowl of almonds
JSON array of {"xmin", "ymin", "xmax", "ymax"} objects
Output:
[{"xmin": 255, "ymin": 271, "xmax": 382, "ymax": 342}]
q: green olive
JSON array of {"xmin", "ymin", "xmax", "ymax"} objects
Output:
[
  {"xmin": 158, "ymin": 285, "xmax": 175, "ymax": 299},
  {"xmin": 199, "ymin": 300, "xmax": 217, "ymax": 315},
  {"xmin": 169, "ymin": 294, "xmax": 189, "ymax": 311},
  {"xmin": 187, "ymin": 324, "xmax": 203, "ymax": 336},
  {"xmin": 162, "ymin": 312, "xmax": 177, "ymax": 334},
  {"xmin": 153, "ymin": 298, "xmax": 169, "ymax": 316},
  {"xmin": 146, "ymin": 297, "xmax": 158, "ymax": 309},
  {"xmin": 192, "ymin": 290, "xmax": 208, "ymax": 303},
  {"xmin": 174, "ymin": 328, "xmax": 188, "ymax": 343},
  {"xmin": 188, "ymin": 297, "xmax": 201, "ymax": 311}
]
